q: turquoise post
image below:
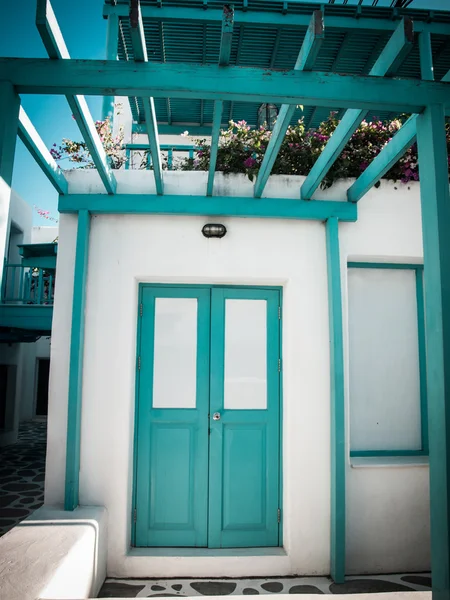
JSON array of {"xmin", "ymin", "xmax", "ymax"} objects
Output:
[
  {"xmin": 65, "ymin": 209, "xmax": 91, "ymax": 510},
  {"xmin": 326, "ymin": 217, "xmax": 346, "ymax": 583},
  {"xmin": 0, "ymin": 82, "xmax": 20, "ymax": 187},
  {"xmin": 416, "ymin": 104, "xmax": 450, "ymax": 600},
  {"xmin": 0, "ymin": 82, "xmax": 20, "ymax": 297},
  {"xmin": 102, "ymin": 14, "xmax": 119, "ymax": 122}
]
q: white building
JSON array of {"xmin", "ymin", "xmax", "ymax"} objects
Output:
[
  {"xmin": 0, "ymin": 189, "xmax": 57, "ymax": 447},
  {"xmin": 2, "ymin": 1, "xmax": 450, "ymax": 599}
]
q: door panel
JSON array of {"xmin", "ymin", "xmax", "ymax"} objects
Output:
[
  {"xmin": 135, "ymin": 287, "xmax": 210, "ymax": 547},
  {"xmin": 222, "ymin": 424, "xmax": 267, "ymax": 530},
  {"xmin": 208, "ymin": 288, "xmax": 280, "ymax": 548}
]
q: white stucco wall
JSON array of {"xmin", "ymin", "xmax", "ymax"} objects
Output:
[
  {"xmin": 31, "ymin": 226, "xmax": 58, "ymax": 244},
  {"xmin": 9, "ymin": 190, "xmax": 31, "ymax": 238},
  {"xmin": 45, "ymin": 171, "xmax": 429, "ymax": 578},
  {"xmin": 339, "ymin": 184, "xmax": 429, "ymax": 574},
  {"xmin": 15, "ymin": 226, "xmax": 57, "ymax": 422}
]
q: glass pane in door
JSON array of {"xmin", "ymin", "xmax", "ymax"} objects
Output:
[
  {"xmin": 153, "ymin": 297, "xmax": 198, "ymax": 409},
  {"xmin": 224, "ymin": 299, "xmax": 267, "ymax": 410}
]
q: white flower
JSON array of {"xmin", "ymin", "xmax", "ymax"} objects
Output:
[{"xmin": 181, "ymin": 130, "xmax": 189, "ymax": 137}]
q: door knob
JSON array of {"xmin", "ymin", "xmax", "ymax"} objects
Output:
[{"xmin": 212, "ymin": 412, "xmax": 221, "ymax": 421}]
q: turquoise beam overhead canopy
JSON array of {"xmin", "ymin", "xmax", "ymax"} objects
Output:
[
  {"xmin": 253, "ymin": 9, "xmax": 324, "ymax": 198},
  {"xmin": 300, "ymin": 16, "xmax": 414, "ymax": 200},
  {"xmin": 58, "ymin": 194, "xmax": 357, "ymax": 222},
  {"xmin": 104, "ymin": 0, "xmax": 450, "ymax": 130},
  {"xmin": 18, "ymin": 107, "xmax": 68, "ymax": 196},
  {"xmin": 3, "ymin": 60, "xmax": 450, "ymax": 113},
  {"xmin": 36, "ymin": 0, "xmax": 117, "ymax": 195},
  {"xmin": 129, "ymin": 0, "xmax": 164, "ymax": 195},
  {"xmin": 207, "ymin": 4, "xmax": 234, "ymax": 196},
  {"xmin": 347, "ymin": 115, "xmax": 418, "ymax": 203}
]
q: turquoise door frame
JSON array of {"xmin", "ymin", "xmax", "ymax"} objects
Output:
[{"xmin": 133, "ymin": 284, "xmax": 282, "ymax": 548}]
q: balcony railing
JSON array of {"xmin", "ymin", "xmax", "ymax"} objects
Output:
[
  {"xmin": 125, "ymin": 144, "xmax": 198, "ymax": 171},
  {"xmin": 2, "ymin": 264, "xmax": 55, "ymax": 305}
]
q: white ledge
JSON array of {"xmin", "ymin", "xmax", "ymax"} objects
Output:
[{"xmin": 128, "ymin": 546, "xmax": 287, "ymax": 558}]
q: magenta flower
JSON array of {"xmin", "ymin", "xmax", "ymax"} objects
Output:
[{"xmin": 244, "ymin": 157, "xmax": 257, "ymax": 168}]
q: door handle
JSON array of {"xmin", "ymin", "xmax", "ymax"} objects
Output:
[{"xmin": 212, "ymin": 412, "xmax": 221, "ymax": 421}]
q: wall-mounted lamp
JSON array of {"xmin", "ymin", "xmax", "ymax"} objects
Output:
[{"xmin": 202, "ymin": 223, "xmax": 227, "ymax": 238}]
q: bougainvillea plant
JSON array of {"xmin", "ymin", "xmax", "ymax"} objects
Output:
[
  {"xmin": 178, "ymin": 113, "xmax": 450, "ymax": 188},
  {"xmin": 52, "ymin": 111, "xmax": 450, "ymax": 189},
  {"xmin": 50, "ymin": 116, "xmax": 126, "ymax": 170},
  {"xmin": 34, "ymin": 206, "xmax": 59, "ymax": 223}
]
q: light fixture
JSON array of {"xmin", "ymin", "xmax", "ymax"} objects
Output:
[{"xmin": 202, "ymin": 223, "xmax": 227, "ymax": 238}]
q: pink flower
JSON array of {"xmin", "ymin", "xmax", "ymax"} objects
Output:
[{"xmin": 243, "ymin": 156, "xmax": 257, "ymax": 168}]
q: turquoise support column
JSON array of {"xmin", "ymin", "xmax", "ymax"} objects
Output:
[
  {"xmin": 65, "ymin": 209, "xmax": 90, "ymax": 511},
  {"xmin": 102, "ymin": 13, "xmax": 119, "ymax": 122},
  {"xmin": 416, "ymin": 104, "xmax": 450, "ymax": 600},
  {"xmin": 0, "ymin": 82, "xmax": 20, "ymax": 296},
  {"xmin": 0, "ymin": 82, "xmax": 20, "ymax": 187},
  {"xmin": 326, "ymin": 217, "xmax": 346, "ymax": 583}
]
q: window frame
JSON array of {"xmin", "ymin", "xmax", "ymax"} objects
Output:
[{"xmin": 347, "ymin": 262, "xmax": 428, "ymax": 458}]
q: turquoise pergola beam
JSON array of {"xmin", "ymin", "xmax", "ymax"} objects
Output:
[
  {"xmin": 346, "ymin": 115, "xmax": 417, "ymax": 203},
  {"xmin": 326, "ymin": 216, "xmax": 346, "ymax": 584},
  {"xmin": 102, "ymin": 12, "xmax": 119, "ymax": 122},
  {"xmin": 301, "ymin": 17, "xmax": 414, "ymax": 200},
  {"xmin": 253, "ymin": 9, "xmax": 324, "ymax": 198},
  {"xmin": 218, "ymin": 5, "xmax": 234, "ymax": 67},
  {"xmin": 58, "ymin": 194, "xmax": 357, "ymax": 222},
  {"xmin": 18, "ymin": 107, "xmax": 68, "ymax": 195},
  {"xmin": 207, "ymin": 5, "xmax": 234, "ymax": 197},
  {"xmin": 129, "ymin": 0, "xmax": 147, "ymax": 62},
  {"xmin": 442, "ymin": 69, "xmax": 450, "ymax": 83},
  {"xmin": 36, "ymin": 0, "xmax": 117, "ymax": 195},
  {"xmin": 4, "ymin": 59, "xmax": 449, "ymax": 113},
  {"xmin": 129, "ymin": 0, "xmax": 163, "ymax": 195},
  {"xmin": 102, "ymin": 4, "xmax": 450, "ymax": 35},
  {"xmin": 419, "ymin": 31, "xmax": 434, "ymax": 81},
  {"xmin": 346, "ymin": 65, "xmax": 449, "ymax": 203},
  {"xmin": 65, "ymin": 209, "xmax": 90, "ymax": 511},
  {"xmin": 416, "ymin": 104, "xmax": 450, "ymax": 600}
]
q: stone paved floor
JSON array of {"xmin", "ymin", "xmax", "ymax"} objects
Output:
[
  {"xmin": 99, "ymin": 574, "xmax": 432, "ymax": 597},
  {"xmin": 0, "ymin": 419, "xmax": 47, "ymax": 537}
]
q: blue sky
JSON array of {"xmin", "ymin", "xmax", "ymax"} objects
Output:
[
  {"xmin": 1, "ymin": 0, "xmax": 449, "ymax": 224},
  {"xmin": 0, "ymin": 0, "xmax": 107, "ymax": 225}
]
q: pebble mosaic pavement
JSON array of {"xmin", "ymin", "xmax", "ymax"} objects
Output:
[
  {"xmin": 0, "ymin": 423, "xmax": 432, "ymax": 598},
  {"xmin": 99, "ymin": 574, "xmax": 432, "ymax": 597},
  {"xmin": 0, "ymin": 419, "xmax": 46, "ymax": 537}
]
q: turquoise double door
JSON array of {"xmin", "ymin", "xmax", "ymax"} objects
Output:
[{"xmin": 134, "ymin": 285, "xmax": 281, "ymax": 548}]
